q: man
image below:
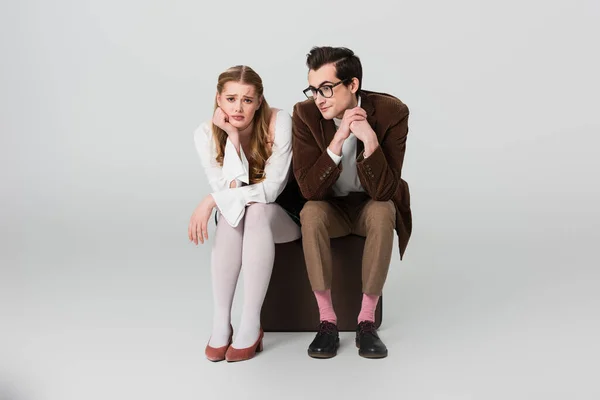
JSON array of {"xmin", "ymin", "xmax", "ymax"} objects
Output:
[{"xmin": 292, "ymin": 46, "xmax": 412, "ymax": 359}]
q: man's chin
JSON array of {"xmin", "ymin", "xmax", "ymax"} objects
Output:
[{"xmin": 319, "ymin": 109, "xmax": 335, "ymax": 120}]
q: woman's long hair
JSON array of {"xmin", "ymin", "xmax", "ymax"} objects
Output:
[{"xmin": 212, "ymin": 65, "xmax": 272, "ymax": 184}]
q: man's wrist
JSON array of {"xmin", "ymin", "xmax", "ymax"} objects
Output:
[
  {"xmin": 328, "ymin": 136, "xmax": 344, "ymax": 156},
  {"xmin": 363, "ymin": 137, "xmax": 379, "ymax": 158}
]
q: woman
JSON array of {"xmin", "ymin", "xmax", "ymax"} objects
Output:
[{"xmin": 189, "ymin": 65, "xmax": 301, "ymax": 362}]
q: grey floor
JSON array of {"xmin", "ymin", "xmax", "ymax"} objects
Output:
[{"xmin": 2, "ymin": 219, "xmax": 599, "ymax": 400}]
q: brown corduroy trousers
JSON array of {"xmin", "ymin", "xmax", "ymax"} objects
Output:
[{"xmin": 299, "ymin": 193, "xmax": 396, "ymax": 295}]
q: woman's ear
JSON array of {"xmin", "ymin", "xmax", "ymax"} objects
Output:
[{"xmin": 216, "ymin": 91, "xmax": 221, "ymax": 107}]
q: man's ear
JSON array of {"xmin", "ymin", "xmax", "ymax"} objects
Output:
[{"xmin": 350, "ymin": 78, "xmax": 360, "ymax": 94}]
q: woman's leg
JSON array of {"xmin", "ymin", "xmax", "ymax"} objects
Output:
[
  {"xmin": 208, "ymin": 215, "xmax": 244, "ymax": 347},
  {"xmin": 233, "ymin": 203, "xmax": 301, "ymax": 348}
]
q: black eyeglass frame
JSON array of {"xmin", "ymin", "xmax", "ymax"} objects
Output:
[{"xmin": 302, "ymin": 79, "xmax": 351, "ymax": 99}]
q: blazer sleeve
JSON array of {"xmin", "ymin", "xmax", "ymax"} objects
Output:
[
  {"xmin": 292, "ymin": 103, "xmax": 341, "ymax": 200},
  {"xmin": 356, "ymin": 104, "xmax": 409, "ymax": 202}
]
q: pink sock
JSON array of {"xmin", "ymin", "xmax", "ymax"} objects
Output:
[
  {"xmin": 314, "ymin": 290, "xmax": 337, "ymax": 324},
  {"xmin": 357, "ymin": 293, "xmax": 380, "ymax": 323}
]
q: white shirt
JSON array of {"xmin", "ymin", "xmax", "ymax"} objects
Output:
[
  {"xmin": 326, "ymin": 97, "xmax": 365, "ymax": 197},
  {"xmin": 194, "ymin": 109, "xmax": 293, "ymax": 227}
]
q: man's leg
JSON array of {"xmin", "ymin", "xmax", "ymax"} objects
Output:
[
  {"xmin": 300, "ymin": 200, "xmax": 351, "ymax": 358},
  {"xmin": 300, "ymin": 200, "xmax": 351, "ymax": 294},
  {"xmin": 352, "ymin": 199, "xmax": 396, "ymax": 358}
]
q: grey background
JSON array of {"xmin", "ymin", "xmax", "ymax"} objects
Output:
[{"xmin": 1, "ymin": 0, "xmax": 599, "ymax": 399}]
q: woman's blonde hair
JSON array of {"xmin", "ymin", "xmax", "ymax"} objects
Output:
[{"xmin": 213, "ymin": 65, "xmax": 272, "ymax": 184}]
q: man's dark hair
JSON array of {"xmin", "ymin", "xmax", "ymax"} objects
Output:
[{"xmin": 306, "ymin": 46, "xmax": 363, "ymax": 93}]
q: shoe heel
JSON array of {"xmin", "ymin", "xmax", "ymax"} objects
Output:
[{"xmin": 256, "ymin": 339, "xmax": 263, "ymax": 353}]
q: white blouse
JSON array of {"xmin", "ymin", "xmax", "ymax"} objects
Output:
[{"xmin": 193, "ymin": 109, "xmax": 293, "ymax": 227}]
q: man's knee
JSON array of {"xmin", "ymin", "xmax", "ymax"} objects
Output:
[
  {"xmin": 300, "ymin": 201, "xmax": 329, "ymax": 230},
  {"xmin": 364, "ymin": 201, "xmax": 396, "ymax": 229}
]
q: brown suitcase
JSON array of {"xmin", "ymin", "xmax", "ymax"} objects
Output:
[{"xmin": 261, "ymin": 234, "xmax": 382, "ymax": 332}]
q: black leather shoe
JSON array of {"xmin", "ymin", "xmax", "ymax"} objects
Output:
[
  {"xmin": 307, "ymin": 321, "xmax": 339, "ymax": 359},
  {"xmin": 356, "ymin": 321, "xmax": 388, "ymax": 358}
]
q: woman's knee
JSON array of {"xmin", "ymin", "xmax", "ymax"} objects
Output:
[{"xmin": 244, "ymin": 203, "xmax": 272, "ymax": 229}]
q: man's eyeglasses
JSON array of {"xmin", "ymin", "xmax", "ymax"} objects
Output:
[{"xmin": 303, "ymin": 79, "xmax": 349, "ymax": 99}]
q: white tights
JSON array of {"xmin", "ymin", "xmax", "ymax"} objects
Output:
[{"xmin": 208, "ymin": 203, "xmax": 301, "ymax": 348}]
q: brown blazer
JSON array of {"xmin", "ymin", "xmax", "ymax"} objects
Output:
[{"xmin": 292, "ymin": 90, "xmax": 412, "ymax": 259}]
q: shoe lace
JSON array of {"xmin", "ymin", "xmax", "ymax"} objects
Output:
[
  {"xmin": 317, "ymin": 321, "xmax": 337, "ymax": 335},
  {"xmin": 358, "ymin": 321, "xmax": 377, "ymax": 334}
]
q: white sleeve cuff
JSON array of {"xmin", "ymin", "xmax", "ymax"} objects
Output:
[
  {"xmin": 211, "ymin": 189, "xmax": 246, "ymax": 227},
  {"xmin": 327, "ymin": 147, "xmax": 342, "ymax": 165},
  {"xmin": 222, "ymin": 139, "xmax": 250, "ymax": 184}
]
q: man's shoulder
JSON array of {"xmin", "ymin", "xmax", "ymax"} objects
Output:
[{"xmin": 363, "ymin": 90, "xmax": 409, "ymax": 123}]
